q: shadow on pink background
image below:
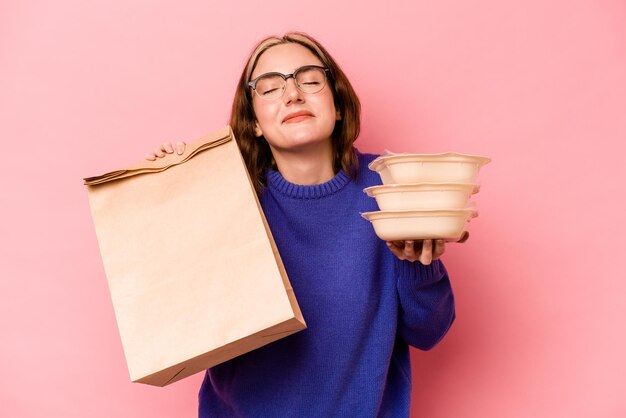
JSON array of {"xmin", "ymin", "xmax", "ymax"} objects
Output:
[{"xmin": 1, "ymin": 1, "xmax": 625, "ymax": 417}]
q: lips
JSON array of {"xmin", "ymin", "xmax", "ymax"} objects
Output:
[{"xmin": 282, "ymin": 110, "xmax": 314, "ymax": 123}]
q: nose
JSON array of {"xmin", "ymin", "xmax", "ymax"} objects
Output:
[{"xmin": 283, "ymin": 77, "xmax": 304, "ymax": 104}]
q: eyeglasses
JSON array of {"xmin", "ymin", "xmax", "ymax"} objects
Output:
[{"xmin": 248, "ymin": 65, "xmax": 330, "ymax": 100}]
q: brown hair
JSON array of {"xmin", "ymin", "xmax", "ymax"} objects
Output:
[{"xmin": 230, "ymin": 32, "xmax": 361, "ymax": 194}]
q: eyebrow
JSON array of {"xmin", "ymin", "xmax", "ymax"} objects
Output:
[{"xmin": 250, "ymin": 63, "xmax": 324, "ymax": 79}]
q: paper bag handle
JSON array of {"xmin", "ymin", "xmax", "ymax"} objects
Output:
[{"xmin": 83, "ymin": 126, "xmax": 233, "ymax": 186}]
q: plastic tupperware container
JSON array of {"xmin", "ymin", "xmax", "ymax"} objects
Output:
[
  {"xmin": 363, "ymin": 182, "xmax": 479, "ymax": 211},
  {"xmin": 361, "ymin": 208, "xmax": 478, "ymax": 241},
  {"xmin": 368, "ymin": 152, "xmax": 491, "ymax": 184}
]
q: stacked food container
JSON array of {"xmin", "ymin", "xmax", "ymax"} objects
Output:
[{"xmin": 361, "ymin": 152, "xmax": 491, "ymax": 242}]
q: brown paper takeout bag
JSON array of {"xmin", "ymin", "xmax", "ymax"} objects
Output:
[{"xmin": 84, "ymin": 126, "xmax": 306, "ymax": 387}]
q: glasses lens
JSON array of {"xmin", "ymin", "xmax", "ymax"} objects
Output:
[
  {"xmin": 295, "ymin": 67, "xmax": 326, "ymax": 93},
  {"xmin": 255, "ymin": 74, "xmax": 285, "ymax": 100}
]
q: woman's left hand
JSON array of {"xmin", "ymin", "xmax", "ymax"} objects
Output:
[
  {"xmin": 386, "ymin": 231, "xmax": 469, "ymax": 265},
  {"xmin": 386, "ymin": 239, "xmax": 444, "ymax": 265}
]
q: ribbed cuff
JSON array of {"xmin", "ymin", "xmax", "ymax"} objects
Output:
[{"xmin": 394, "ymin": 258, "xmax": 445, "ymax": 288}]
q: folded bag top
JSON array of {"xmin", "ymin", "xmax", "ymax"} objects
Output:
[
  {"xmin": 84, "ymin": 126, "xmax": 306, "ymax": 387},
  {"xmin": 84, "ymin": 126, "xmax": 233, "ymax": 186}
]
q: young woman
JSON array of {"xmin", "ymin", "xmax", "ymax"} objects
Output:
[{"xmin": 147, "ymin": 32, "xmax": 457, "ymax": 418}]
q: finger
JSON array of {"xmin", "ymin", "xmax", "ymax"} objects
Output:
[
  {"xmin": 154, "ymin": 147, "xmax": 166, "ymax": 158},
  {"xmin": 419, "ymin": 239, "xmax": 433, "ymax": 265},
  {"xmin": 457, "ymin": 231, "xmax": 470, "ymax": 243},
  {"xmin": 176, "ymin": 141, "xmax": 186, "ymax": 155},
  {"xmin": 162, "ymin": 142, "xmax": 174, "ymax": 154},
  {"xmin": 386, "ymin": 242, "xmax": 405, "ymax": 260},
  {"xmin": 404, "ymin": 240, "xmax": 417, "ymax": 262},
  {"xmin": 145, "ymin": 153, "xmax": 156, "ymax": 161},
  {"xmin": 433, "ymin": 239, "xmax": 445, "ymax": 259}
]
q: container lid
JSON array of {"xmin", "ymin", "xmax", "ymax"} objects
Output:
[
  {"xmin": 368, "ymin": 152, "xmax": 491, "ymax": 172},
  {"xmin": 363, "ymin": 182, "xmax": 480, "ymax": 197},
  {"xmin": 361, "ymin": 208, "xmax": 478, "ymax": 221}
]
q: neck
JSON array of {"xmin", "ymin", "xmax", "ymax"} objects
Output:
[{"xmin": 270, "ymin": 140, "xmax": 335, "ymax": 185}]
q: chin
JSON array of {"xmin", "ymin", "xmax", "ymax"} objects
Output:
[
  {"xmin": 281, "ymin": 126, "xmax": 334, "ymax": 146},
  {"xmin": 286, "ymin": 133, "xmax": 331, "ymax": 149}
]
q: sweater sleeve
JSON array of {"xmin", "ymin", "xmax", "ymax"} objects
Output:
[{"xmin": 394, "ymin": 258, "xmax": 456, "ymax": 350}]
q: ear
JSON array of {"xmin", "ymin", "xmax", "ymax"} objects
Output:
[
  {"xmin": 254, "ymin": 121, "xmax": 263, "ymax": 137},
  {"xmin": 336, "ymin": 110, "xmax": 342, "ymax": 121}
]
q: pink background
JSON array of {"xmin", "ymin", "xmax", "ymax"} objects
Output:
[{"xmin": 2, "ymin": 0, "xmax": 625, "ymax": 417}]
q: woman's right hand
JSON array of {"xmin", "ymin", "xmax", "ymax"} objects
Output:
[{"xmin": 145, "ymin": 141, "xmax": 186, "ymax": 161}]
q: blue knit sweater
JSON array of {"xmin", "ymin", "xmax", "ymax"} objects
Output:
[{"xmin": 198, "ymin": 150, "xmax": 455, "ymax": 417}]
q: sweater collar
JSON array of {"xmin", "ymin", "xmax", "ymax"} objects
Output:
[{"xmin": 266, "ymin": 168, "xmax": 351, "ymax": 199}]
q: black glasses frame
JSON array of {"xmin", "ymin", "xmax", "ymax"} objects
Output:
[{"xmin": 248, "ymin": 65, "xmax": 331, "ymax": 96}]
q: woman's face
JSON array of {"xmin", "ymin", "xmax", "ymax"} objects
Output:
[{"xmin": 250, "ymin": 43, "xmax": 338, "ymax": 153}]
